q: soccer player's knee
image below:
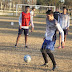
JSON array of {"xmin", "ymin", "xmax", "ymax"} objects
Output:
[
  {"xmin": 40, "ymin": 48, "xmax": 45, "ymax": 53},
  {"xmin": 46, "ymin": 49, "xmax": 51, "ymax": 54},
  {"xmin": 18, "ymin": 34, "xmax": 21, "ymax": 37},
  {"xmin": 40, "ymin": 48, "xmax": 43, "ymax": 53}
]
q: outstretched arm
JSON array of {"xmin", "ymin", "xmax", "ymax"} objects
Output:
[
  {"xmin": 56, "ymin": 23, "xmax": 64, "ymax": 46},
  {"xmin": 67, "ymin": 15, "xmax": 70, "ymax": 30},
  {"xmin": 56, "ymin": 23, "xmax": 64, "ymax": 42}
]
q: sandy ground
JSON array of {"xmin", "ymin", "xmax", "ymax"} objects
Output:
[{"xmin": 0, "ymin": 17, "xmax": 72, "ymax": 72}]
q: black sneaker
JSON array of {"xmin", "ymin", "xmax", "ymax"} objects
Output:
[
  {"xmin": 41, "ymin": 63, "xmax": 48, "ymax": 67},
  {"xmin": 25, "ymin": 46, "xmax": 28, "ymax": 48},
  {"xmin": 15, "ymin": 44, "xmax": 17, "ymax": 48},
  {"xmin": 52, "ymin": 65, "xmax": 57, "ymax": 71}
]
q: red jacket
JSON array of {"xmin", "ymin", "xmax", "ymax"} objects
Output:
[{"xmin": 22, "ymin": 12, "xmax": 30, "ymax": 26}]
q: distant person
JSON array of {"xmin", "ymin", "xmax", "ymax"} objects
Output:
[
  {"xmin": 15, "ymin": 6, "xmax": 33, "ymax": 48},
  {"xmin": 53, "ymin": 9, "xmax": 60, "ymax": 41},
  {"xmin": 30, "ymin": 7, "xmax": 36, "ymax": 32},
  {"xmin": 54, "ymin": 9, "xmax": 60, "ymax": 21},
  {"xmin": 58, "ymin": 7, "xmax": 70, "ymax": 48},
  {"xmin": 40, "ymin": 10, "xmax": 64, "ymax": 71}
]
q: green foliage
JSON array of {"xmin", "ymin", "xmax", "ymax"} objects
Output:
[
  {"xmin": 64, "ymin": 0, "xmax": 72, "ymax": 6},
  {"xmin": 37, "ymin": 0, "xmax": 72, "ymax": 7},
  {"xmin": 37, "ymin": 0, "xmax": 60, "ymax": 6}
]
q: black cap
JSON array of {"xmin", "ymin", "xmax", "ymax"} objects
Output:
[
  {"xmin": 46, "ymin": 10, "xmax": 54, "ymax": 15},
  {"xmin": 25, "ymin": 6, "xmax": 30, "ymax": 8}
]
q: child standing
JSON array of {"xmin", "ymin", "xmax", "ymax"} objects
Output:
[
  {"xmin": 41, "ymin": 10, "xmax": 64, "ymax": 71},
  {"xmin": 15, "ymin": 6, "xmax": 33, "ymax": 48}
]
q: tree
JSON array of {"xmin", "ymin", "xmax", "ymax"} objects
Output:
[
  {"xmin": 37, "ymin": 0, "xmax": 72, "ymax": 8},
  {"xmin": 64, "ymin": 0, "xmax": 72, "ymax": 8},
  {"xmin": 37, "ymin": 0, "xmax": 60, "ymax": 6}
]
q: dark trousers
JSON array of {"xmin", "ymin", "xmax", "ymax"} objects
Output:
[{"xmin": 41, "ymin": 48, "xmax": 56, "ymax": 66}]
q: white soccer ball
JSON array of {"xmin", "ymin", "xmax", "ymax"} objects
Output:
[
  {"xmin": 24, "ymin": 55, "xmax": 31, "ymax": 63},
  {"xmin": 11, "ymin": 22, "xmax": 14, "ymax": 25}
]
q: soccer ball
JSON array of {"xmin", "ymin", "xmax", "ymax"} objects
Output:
[
  {"xmin": 24, "ymin": 55, "xmax": 31, "ymax": 63},
  {"xmin": 11, "ymin": 22, "xmax": 14, "ymax": 25}
]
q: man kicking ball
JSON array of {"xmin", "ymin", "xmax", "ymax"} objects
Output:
[
  {"xmin": 15, "ymin": 6, "xmax": 33, "ymax": 48},
  {"xmin": 40, "ymin": 10, "xmax": 64, "ymax": 71}
]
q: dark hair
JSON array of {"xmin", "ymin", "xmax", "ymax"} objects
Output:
[
  {"xmin": 46, "ymin": 10, "xmax": 54, "ymax": 15},
  {"xmin": 32, "ymin": 7, "xmax": 35, "ymax": 10},
  {"xmin": 63, "ymin": 7, "xmax": 67, "ymax": 9},
  {"xmin": 25, "ymin": 6, "xmax": 30, "ymax": 8}
]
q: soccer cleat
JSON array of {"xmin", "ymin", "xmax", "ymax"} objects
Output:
[
  {"xmin": 41, "ymin": 63, "xmax": 48, "ymax": 67},
  {"xmin": 15, "ymin": 44, "xmax": 17, "ymax": 48},
  {"xmin": 58, "ymin": 46, "xmax": 61, "ymax": 49},
  {"xmin": 52, "ymin": 65, "xmax": 57, "ymax": 71},
  {"xmin": 25, "ymin": 46, "xmax": 28, "ymax": 48},
  {"xmin": 61, "ymin": 42, "xmax": 65, "ymax": 48},
  {"xmin": 62, "ymin": 46, "xmax": 64, "ymax": 48}
]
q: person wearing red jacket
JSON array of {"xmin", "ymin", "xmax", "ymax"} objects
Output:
[{"xmin": 15, "ymin": 6, "xmax": 33, "ymax": 48}]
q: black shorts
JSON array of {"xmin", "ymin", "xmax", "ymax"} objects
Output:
[
  {"xmin": 18, "ymin": 28, "xmax": 29, "ymax": 36},
  {"xmin": 59, "ymin": 29, "xmax": 68, "ymax": 35}
]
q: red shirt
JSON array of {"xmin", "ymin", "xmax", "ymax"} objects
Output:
[{"xmin": 22, "ymin": 12, "xmax": 30, "ymax": 26}]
